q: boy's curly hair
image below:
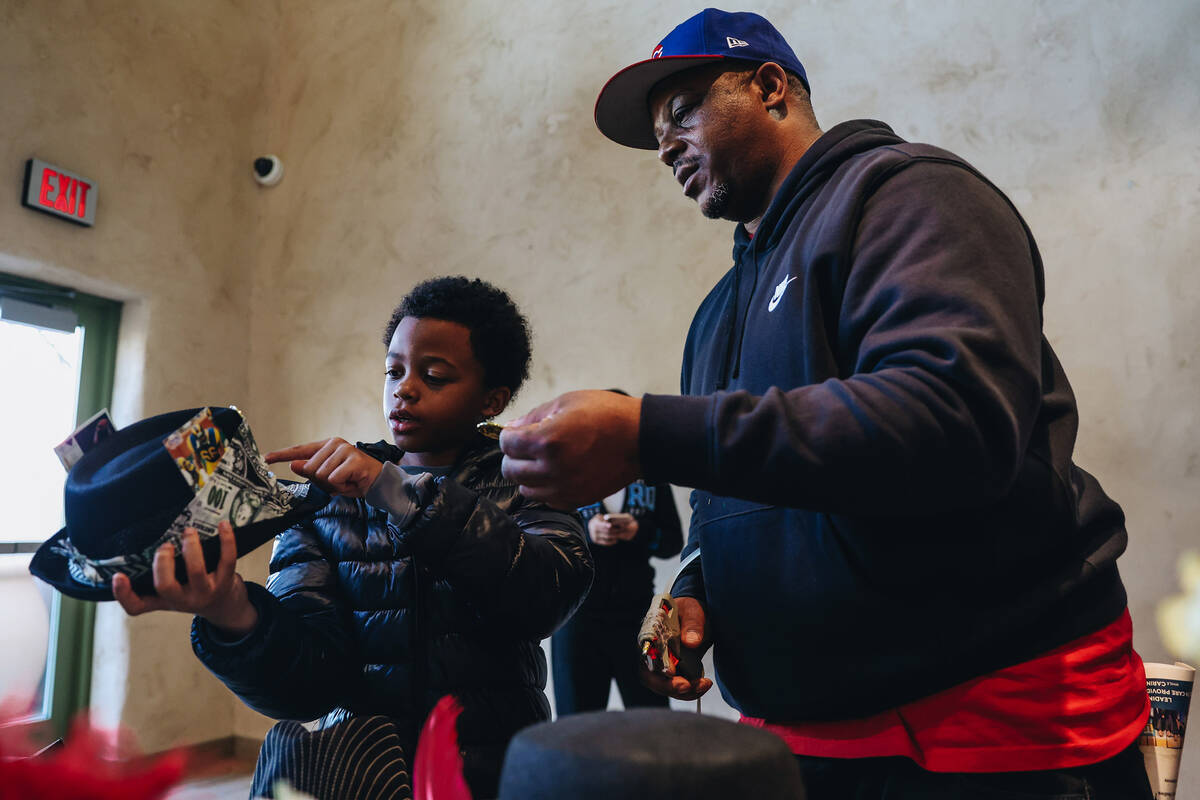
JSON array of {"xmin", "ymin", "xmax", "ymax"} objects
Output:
[{"xmin": 383, "ymin": 276, "xmax": 532, "ymax": 396}]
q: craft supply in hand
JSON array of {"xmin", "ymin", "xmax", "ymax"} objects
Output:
[{"xmin": 476, "ymin": 421, "xmax": 505, "ymax": 440}]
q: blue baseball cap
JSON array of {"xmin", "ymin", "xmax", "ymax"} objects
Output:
[{"xmin": 595, "ymin": 9, "xmax": 809, "ymax": 150}]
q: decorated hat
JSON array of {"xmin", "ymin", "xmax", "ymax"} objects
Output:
[
  {"xmin": 29, "ymin": 406, "xmax": 329, "ymax": 601},
  {"xmin": 497, "ymin": 708, "xmax": 805, "ymax": 799},
  {"xmin": 595, "ymin": 8, "xmax": 809, "ymax": 150}
]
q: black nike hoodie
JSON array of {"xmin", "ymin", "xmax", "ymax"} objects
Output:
[{"xmin": 639, "ymin": 120, "xmax": 1129, "ymax": 721}]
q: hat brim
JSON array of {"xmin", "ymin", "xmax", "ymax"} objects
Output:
[
  {"xmin": 594, "ymin": 55, "xmax": 728, "ymax": 150},
  {"xmin": 29, "ymin": 483, "xmax": 330, "ymax": 602}
]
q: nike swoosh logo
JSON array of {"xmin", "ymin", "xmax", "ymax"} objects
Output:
[{"xmin": 768, "ymin": 275, "xmax": 798, "ymax": 312}]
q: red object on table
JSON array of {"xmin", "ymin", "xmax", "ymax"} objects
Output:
[
  {"xmin": 413, "ymin": 695, "xmax": 472, "ymax": 800},
  {"xmin": 0, "ymin": 716, "xmax": 186, "ymax": 800}
]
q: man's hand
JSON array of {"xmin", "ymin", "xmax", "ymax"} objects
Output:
[
  {"xmin": 500, "ymin": 390, "xmax": 642, "ymax": 508},
  {"xmin": 265, "ymin": 437, "xmax": 382, "ymax": 498},
  {"xmin": 639, "ymin": 596, "xmax": 713, "ymax": 701},
  {"xmin": 112, "ymin": 521, "xmax": 259, "ymax": 636}
]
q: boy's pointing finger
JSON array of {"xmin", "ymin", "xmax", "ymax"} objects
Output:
[{"xmin": 264, "ymin": 442, "xmax": 325, "ymax": 464}]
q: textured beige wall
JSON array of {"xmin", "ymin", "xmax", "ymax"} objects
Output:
[
  {"xmin": 0, "ymin": 0, "xmax": 278, "ymax": 749},
  {"xmin": 3, "ymin": 1, "xmax": 1198, "ymax": 789}
]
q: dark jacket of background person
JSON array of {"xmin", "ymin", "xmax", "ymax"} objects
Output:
[
  {"xmin": 552, "ymin": 479, "xmax": 683, "ymax": 715},
  {"xmin": 642, "ymin": 120, "xmax": 1130, "ymax": 721},
  {"xmin": 575, "ymin": 480, "xmax": 684, "ymax": 617},
  {"xmin": 190, "ymin": 437, "xmax": 593, "ymax": 796}
]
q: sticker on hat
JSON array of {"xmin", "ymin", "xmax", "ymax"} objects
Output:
[
  {"xmin": 163, "ymin": 406, "xmax": 225, "ymax": 489},
  {"xmin": 29, "ymin": 406, "xmax": 329, "ymax": 601},
  {"xmin": 53, "ymin": 408, "xmax": 115, "ymax": 471}
]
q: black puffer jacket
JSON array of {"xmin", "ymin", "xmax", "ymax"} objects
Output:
[{"xmin": 191, "ymin": 436, "xmax": 593, "ymax": 795}]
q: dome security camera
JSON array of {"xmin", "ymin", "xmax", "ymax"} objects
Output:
[{"xmin": 253, "ymin": 155, "xmax": 284, "ymax": 187}]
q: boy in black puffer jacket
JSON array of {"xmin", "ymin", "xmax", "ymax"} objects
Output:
[{"xmin": 114, "ymin": 276, "xmax": 593, "ymax": 799}]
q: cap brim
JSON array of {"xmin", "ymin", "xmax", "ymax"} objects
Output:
[
  {"xmin": 29, "ymin": 483, "xmax": 330, "ymax": 602},
  {"xmin": 595, "ymin": 55, "xmax": 727, "ymax": 150}
]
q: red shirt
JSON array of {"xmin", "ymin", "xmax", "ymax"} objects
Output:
[{"xmin": 742, "ymin": 610, "xmax": 1149, "ymax": 772}]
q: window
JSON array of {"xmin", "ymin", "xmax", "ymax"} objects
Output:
[{"xmin": 0, "ymin": 272, "xmax": 120, "ymax": 738}]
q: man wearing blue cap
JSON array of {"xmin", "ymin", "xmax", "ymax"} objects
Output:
[{"xmin": 501, "ymin": 9, "xmax": 1153, "ymax": 798}]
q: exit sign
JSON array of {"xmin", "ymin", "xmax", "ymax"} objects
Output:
[{"xmin": 22, "ymin": 158, "xmax": 96, "ymax": 226}]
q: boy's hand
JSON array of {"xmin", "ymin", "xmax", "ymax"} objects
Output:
[
  {"xmin": 638, "ymin": 596, "xmax": 713, "ymax": 701},
  {"xmin": 500, "ymin": 390, "xmax": 641, "ymax": 508},
  {"xmin": 113, "ymin": 521, "xmax": 259, "ymax": 636},
  {"xmin": 265, "ymin": 437, "xmax": 382, "ymax": 498}
]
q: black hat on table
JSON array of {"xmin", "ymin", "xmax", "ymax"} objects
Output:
[
  {"xmin": 498, "ymin": 708, "xmax": 805, "ymax": 799},
  {"xmin": 29, "ymin": 406, "xmax": 328, "ymax": 601}
]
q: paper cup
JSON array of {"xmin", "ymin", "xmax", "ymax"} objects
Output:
[{"xmin": 1140, "ymin": 662, "xmax": 1194, "ymax": 800}]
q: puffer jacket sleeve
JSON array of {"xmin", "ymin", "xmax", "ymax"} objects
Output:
[
  {"xmin": 403, "ymin": 478, "xmax": 593, "ymax": 641},
  {"xmin": 190, "ymin": 517, "xmax": 358, "ymax": 721}
]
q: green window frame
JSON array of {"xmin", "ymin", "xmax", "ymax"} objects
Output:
[{"xmin": 0, "ymin": 271, "xmax": 121, "ymax": 737}]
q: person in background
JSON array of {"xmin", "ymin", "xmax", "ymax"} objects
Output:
[
  {"xmin": 551, "ymin": 389, "xmax": 683, "ymax": 716},
  {"xmin": 499, "ymin": 9, "xmax": 1152, "ymax": 799},
  {"xmin": 115, "ymin": 276, "xmax": 593, "ymax": 799}
]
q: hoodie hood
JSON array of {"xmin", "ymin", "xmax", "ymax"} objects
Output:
[{"xmin": 733, "ymin": 120, "xmax": 908, "ymax": 262}]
